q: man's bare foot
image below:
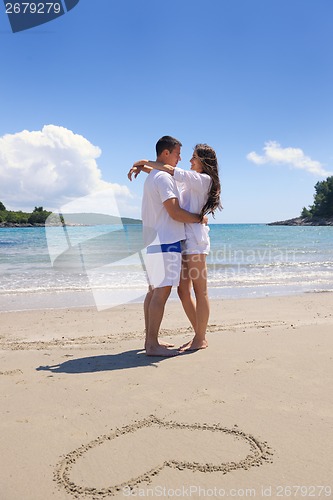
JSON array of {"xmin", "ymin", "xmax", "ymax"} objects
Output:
[
  {"xmin": 145, "ymin": 344, "xmax": 179, "ymax": 357},
  {"xmin": 178, "ymin": 338, "xmax": 208, "ymax": 352},
  {"xmin": 144, "ymin": 340, "xmax": 174, "ymax": 350},
  {"xmin": 159, "ymin": 341, "xmax": 175, "ymax": 348}
]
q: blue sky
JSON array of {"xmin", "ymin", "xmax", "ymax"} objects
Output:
[{"xmin": 0, "ymin": 0, "xmax": 332, "ymax": 223}]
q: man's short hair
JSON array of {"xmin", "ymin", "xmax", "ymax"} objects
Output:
[{"xmin": 156, "ymin": 136, "xmax": 182, "ymax": 156}]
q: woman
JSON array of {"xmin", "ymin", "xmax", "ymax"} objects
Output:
[{"xmin": 129, "ymin": 144, "xmax": 221, "ymax": 351}]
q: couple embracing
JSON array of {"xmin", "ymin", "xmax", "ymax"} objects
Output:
[{"xmin": 128, "ymin": 136, "xmax": 221, "ymax": 357}]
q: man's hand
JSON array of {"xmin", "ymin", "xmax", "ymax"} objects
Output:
[{"xmin": 201, "ymin": 215, "xmax": 209, "ymax": 225}]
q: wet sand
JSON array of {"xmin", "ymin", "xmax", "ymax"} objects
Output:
[{"xmin": 0, "ymin": 293, "xmax": 332, "ymax": 499}]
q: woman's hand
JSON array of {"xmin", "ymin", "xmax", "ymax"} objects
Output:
[
  {"xmin": 128, "ymin": 160, "xmax": 152, "ymax": 181},
  {"xmin": 127, "ymin": 165, "xmax": 142, "ymax": 181},
  {"xmin": 133, "ymin": 159, "xmax": 149, "ymax": 169}
]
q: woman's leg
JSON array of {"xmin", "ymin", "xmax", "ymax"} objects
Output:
[
  {"xmin": 180, "ymin": 254, "xmax": 209, "ymax": 351},
  {"xmin": 177, "ymin": 255, "xmax": 197, "ymax": 331}
]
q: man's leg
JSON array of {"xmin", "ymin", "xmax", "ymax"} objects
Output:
[
  {"xmin": 144, "ymin": 286, "xmax": 153, "ymax": 340},
  {"xmin": 144, "ymin": 286, "xmax": 174, "ymax": 349},
  {"xmin": 145, "ymin": 286, "xmax": 177, "ymax": 356}
]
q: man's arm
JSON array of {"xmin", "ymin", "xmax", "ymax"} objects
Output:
[{"xmin": 163, "ymin": 198, "xmax": 202, "ymax": 223}]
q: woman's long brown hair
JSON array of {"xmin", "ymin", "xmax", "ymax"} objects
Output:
[{"xmin": 194, "ymin": 143, "xmax": 222, "ymax": 219}]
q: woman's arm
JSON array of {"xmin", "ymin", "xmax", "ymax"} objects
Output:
[
  {"xmin": 141, "ymin": 160, "xmax": 175, "ymax": 176},
  {"xmin": 128, "ymin": 159, "xmax": 175, "ymax": 181},
  {"xmin": 127, "ymin": 162, "xmax": 153, "ymax": 181}
]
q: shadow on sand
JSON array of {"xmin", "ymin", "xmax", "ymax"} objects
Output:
[{"xmin": 36, "ymin": 349, "xmax": 193, "ymax": 374}]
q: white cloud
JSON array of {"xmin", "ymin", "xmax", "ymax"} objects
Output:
[
  {"xmin": 247, "ymin": 141, "xmax": 332, "ymax": 177},
  {"xmin": 0, "ymin": 125, "xmax": 132, "ymax": 211}
]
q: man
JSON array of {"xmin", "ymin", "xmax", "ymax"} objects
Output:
[{"xmin": 129, "ymin": 136, "xmax": 203, "ymax": 356}]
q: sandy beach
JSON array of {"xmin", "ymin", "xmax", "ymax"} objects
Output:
[{"xmin": 1, "ymin": 293, "xmax": 332, "ymax": 499}]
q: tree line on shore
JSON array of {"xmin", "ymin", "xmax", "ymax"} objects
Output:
[
  {"xmin": 301, "ymin": 176, "xmax": 333, "ymax": 219},
  {"xmin": 1, "ymin": 175, "xmax": 332, "ymax": 226},
  {"xmin": 0, "ymin": 204, "xmax": 51, "ymax": 225}
]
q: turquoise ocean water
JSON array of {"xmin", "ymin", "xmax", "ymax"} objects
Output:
[{"xmin": 0, "ymin": 224, "xmax": 332, "ymax": 312}]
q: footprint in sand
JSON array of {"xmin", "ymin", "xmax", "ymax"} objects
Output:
[
  {"xmin": 0, "ymin": 369, "xmax": 23, "ymax": 376},
  {"xmin": 55, "ymin": 416, "xmax": 273, "ymax": 497}
]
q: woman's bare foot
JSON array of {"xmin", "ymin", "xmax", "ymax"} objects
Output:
[
  {"xmin": 178, "ymin": 338, "xmax": 208, "ymax": 352},
  {"xmin": 145, "ymin": 344, "xmax": 179, "ymax": 357}
]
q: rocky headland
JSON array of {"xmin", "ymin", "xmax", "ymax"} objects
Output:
[{"xmin": 268, "ymin": 216, "xmax": 333, "ymax": 226}]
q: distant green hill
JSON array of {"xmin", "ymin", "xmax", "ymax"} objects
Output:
[
  {"xmin": 47, "ymin": 213, "xmax": 142, "ymax": 226},
  {"xmin": 0, "ymin": 203, "xmax": 142, "ymax": 227}
]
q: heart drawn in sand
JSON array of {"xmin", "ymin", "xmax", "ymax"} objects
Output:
[{"xmin": 55, "ymin": 415, "xmax": 273, "ymax": 497}]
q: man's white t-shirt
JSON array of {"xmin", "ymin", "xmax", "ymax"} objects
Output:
[
  {"xmin": 142, "ymin": 170, "xmax": 186, "ymax": 247},
  {"xmin": 173, "ymin": 167, "xmax": 211, "ymax": 244}
]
